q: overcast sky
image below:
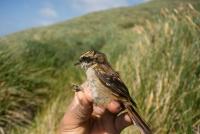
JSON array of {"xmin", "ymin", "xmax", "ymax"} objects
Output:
[{"xmin": 0, "ymin": 0, "xmax": 145, "ymax": 36}]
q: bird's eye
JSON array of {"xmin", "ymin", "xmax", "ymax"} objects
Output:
[
  {"xmin": 82, "ymin": 57, "xmax": 87, "ymax": 60},
  {"xmin": 81, "ymin": 57, "xmax": 92, "ymax": 63}
]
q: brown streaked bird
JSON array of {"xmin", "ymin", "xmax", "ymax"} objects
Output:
[{"xmin": 74, "ymin": 50, "xmax": 151, "ymax": 134}]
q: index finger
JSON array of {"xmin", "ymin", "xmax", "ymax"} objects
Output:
[{"xmin": 107, "ymin": 101, "xmax": 122, "ymax": 114}]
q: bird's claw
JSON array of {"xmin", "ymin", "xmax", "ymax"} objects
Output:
[{"xmin": 72, "ymin": 84, "xmax": 82, "ymax": 92}]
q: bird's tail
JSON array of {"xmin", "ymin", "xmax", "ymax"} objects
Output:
[{"xmin": 124, "ymin": 103, "xmax": 152, "ymax": 134}]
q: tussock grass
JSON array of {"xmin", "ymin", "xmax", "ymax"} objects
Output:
[
  {"xmin": 18, "ymin": 3, "xmax": 200, "ymax": 134},
  {"xmin": 0, "ymin": 0, "xmax": 200, "ymax": 134},
  {"xmin": 119, "ymin": 4, "xmax": 200, "ymax": 133}
]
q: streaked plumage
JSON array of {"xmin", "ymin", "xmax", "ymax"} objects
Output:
[{"xmin": 75, "ymin": 50, "xmax": 151, "ymax": 134}]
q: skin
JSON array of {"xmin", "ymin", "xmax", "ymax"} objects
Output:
[{"xmin": 59, "ymin": 82, "xmax": 133, "ymax": 134}]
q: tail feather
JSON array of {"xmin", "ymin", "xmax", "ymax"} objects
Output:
[{"xmin": 125, "ymin": 103, "xmax": 152, "ymax": 134}]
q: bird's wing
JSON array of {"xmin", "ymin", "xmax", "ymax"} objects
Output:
[{"xmin": 94, "ymin": 66, "xmax": 137, "ymax": 107}]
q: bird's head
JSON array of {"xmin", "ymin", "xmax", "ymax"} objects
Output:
[{"xmin": 75, "ymin": 50, "xmax": 107, "ymax": 70}]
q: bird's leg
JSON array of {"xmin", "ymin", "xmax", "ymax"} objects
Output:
[{"xmin": 72, "ymin": 84, "xmax": 82, "ymax": 92}]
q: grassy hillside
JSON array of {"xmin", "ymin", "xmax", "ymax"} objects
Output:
[{"xmin": 0, "ymin": 0, "xmax": 200, "ymax": 133}]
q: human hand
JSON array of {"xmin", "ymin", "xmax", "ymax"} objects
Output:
[{"xmin": 59, "ymin": 82, "xmax": 132, "ymax": 134}]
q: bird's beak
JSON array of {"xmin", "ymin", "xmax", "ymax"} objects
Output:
[{"xmin": 74, "ymin": 61, "xmax": 81, "ymax": 66}]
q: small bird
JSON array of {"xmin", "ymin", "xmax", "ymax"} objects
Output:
[{"xmin": 74, "ymin": 50, "xmax": 151, "ymax": 134}]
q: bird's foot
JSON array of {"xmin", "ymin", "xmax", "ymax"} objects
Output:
[{"xmin": 72, "ymin": 84, "xmax": 82, "ymax": 92}]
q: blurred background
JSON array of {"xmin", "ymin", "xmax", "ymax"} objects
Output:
[{"xmin": 0, "ymin": 0, "xmax": 200, "ymax": 134}]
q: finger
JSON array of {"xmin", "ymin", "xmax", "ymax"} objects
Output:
[
  {"xmin": 76, "ymin": 89, "xmax": 92, "ymax": 106},
  {"xmin": 107, "ymin": 101, "xmax": 122, "ymax": 114},
  {"xmin": 115, "ymin": 113, "xmax": 133, "ymax": 132},
  {"xmin": 92, "ymin": 105, "xmax": 106, "ymax": 117},
  {"xmin": 62, "ymin": 85, "xmax": 93, "ymax": 126},
  {"xmin": 92, "ymin": 101, "xmax": 122, "ymax": 117},
  {"xmin": 81, "ymin": 82, "xmax": 93, "ymax": 102}
]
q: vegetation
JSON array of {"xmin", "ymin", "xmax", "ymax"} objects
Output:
[{"xmin": 0, "ymin": 0, "xmax": 200, "ymax": 133}]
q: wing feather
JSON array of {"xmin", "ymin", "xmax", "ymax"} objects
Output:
[{"xmin": 94, "ymin": 66, "xmax": 137, "ymax": 107}]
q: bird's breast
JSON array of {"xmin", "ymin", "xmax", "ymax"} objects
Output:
[{"xmin": 86, "ymin": 68, "xmax": 115, "ymax": 106}]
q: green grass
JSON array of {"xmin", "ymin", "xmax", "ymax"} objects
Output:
[{"xmin": 0, "ymin": 0, "xmax": 200, "ymax": 133}]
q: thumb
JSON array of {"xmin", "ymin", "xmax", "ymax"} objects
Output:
[
  {"xmin": 73, "ymin": 90, "xmax": 93, "ymax": 122},
  {"xmin": 61, "ymin": 83, "xmax": 93, "ymax": 129}
]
